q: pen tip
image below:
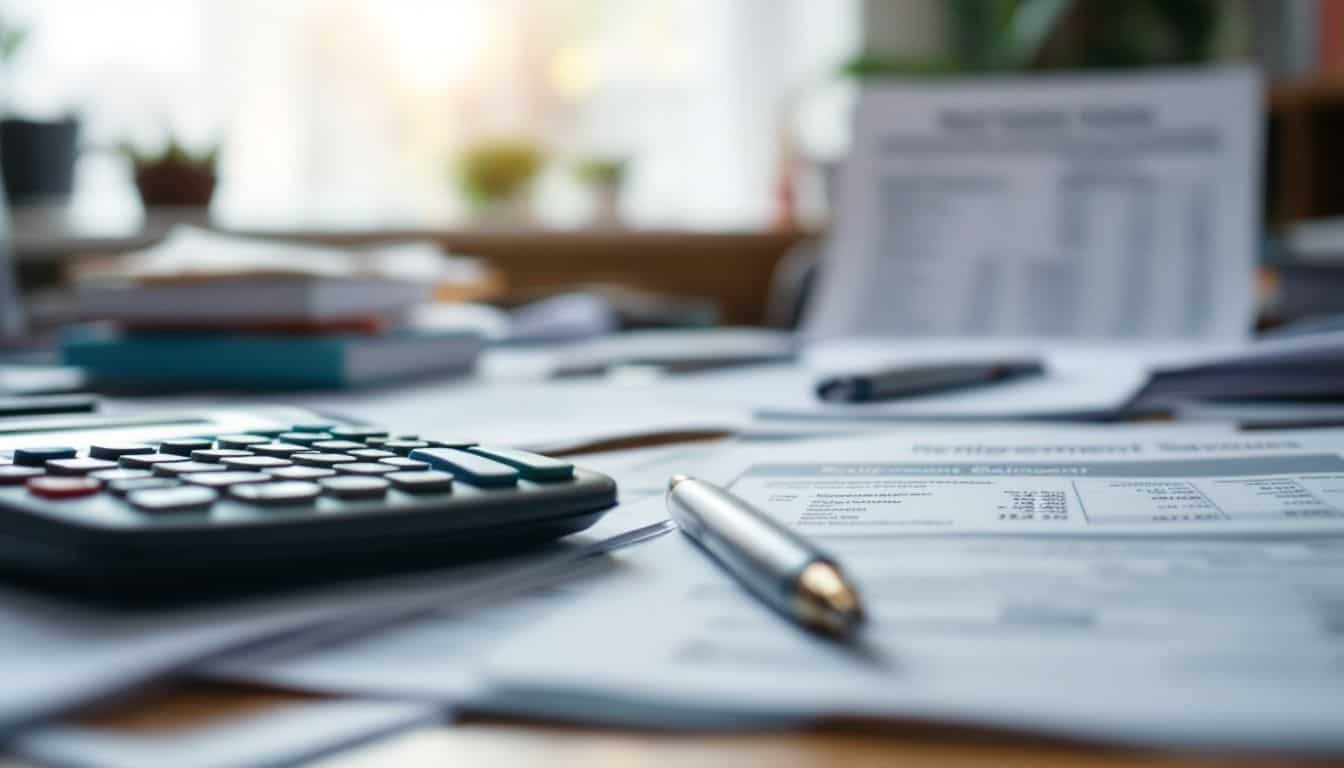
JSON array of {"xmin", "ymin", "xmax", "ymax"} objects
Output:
[{"xmin": 667, "ymin": 474, "xmax": 692, "ymax": 492}]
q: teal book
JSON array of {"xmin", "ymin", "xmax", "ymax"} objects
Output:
[{"xmin": 61, "ymin": 326, "xmax": 484, "ymax": 390}]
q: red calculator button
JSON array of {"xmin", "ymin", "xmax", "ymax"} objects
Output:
[{"xmin": 27, "ymin": 476, "xmax": 103, "ymax": 499}]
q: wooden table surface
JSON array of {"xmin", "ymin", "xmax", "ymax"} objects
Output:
[{"xmin": 31, "ymin": 682, "xmax": 1338, "ymax": 768}]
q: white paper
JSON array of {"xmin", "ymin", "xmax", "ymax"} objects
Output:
[
  {"xmin": 13, "ymin": 699, "xmax": 436, "ymax": 768},
  {"xmin": 481, "ymin": 428, "xmax": 1344, "ymax": 750},
  {"xmin": 807, "ymin": 68, "xmax": 1259, "ymax": 340}
]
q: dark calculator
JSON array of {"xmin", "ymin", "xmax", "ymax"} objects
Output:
[{"xmin": 0, "ymin": 407, "xmax": 617, "ymax": 601}]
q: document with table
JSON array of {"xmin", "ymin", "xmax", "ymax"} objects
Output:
[{"xmin": 479, "ymin": 428, "xmax": 1344, "ymax": 751}]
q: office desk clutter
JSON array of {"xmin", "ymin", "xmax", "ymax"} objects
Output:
[{"xmin": 7, "ymin": 6, "xmax": 1344, "ymax": 763}]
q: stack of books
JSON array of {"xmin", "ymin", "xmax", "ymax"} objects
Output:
[{"xmin": 62, "ymin": 228, "xmax": 485, "ymax": 389}]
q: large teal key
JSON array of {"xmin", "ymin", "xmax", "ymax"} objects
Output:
[
  {"xmin": 408, "ymin": 448, "xmax": 518, "ymax": 486},
  {"xmin": 466, "ymin": 446, "xmax": 573, "ymax": 481}
]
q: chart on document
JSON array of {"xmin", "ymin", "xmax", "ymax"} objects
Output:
[{"xmin": 730, "ymin": 455, "xmax": 1344, "ymax": 535}]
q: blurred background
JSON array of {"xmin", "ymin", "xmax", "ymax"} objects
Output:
[{"xmin": 3, "ymin": 0, "xmax": 1343, "ymax": 338}]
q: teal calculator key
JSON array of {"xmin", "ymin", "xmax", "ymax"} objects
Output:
[
  {"xmin": 216, "ymin": 434, "xmax": 270, "ymax": 449},
  {"xmin": 330, "ymin": 427, "xmax": 390, "ymax": 442},
  {"xmin": 159, "ymin": 438, "xmax": 213, "ymax": 457},
  {"xmin": 466, "ymin": 447, "xmax": 574, "ymax": 481},
  {"xmin": 14, "ymin": 446, "xmax": 77, "ymax": 467},
  {"xmin": 291, "ymin": 423, "xmax": 337, "ymax": 433},
  {"xmin": 88, "ymin": 443, "xmax": 155, "ymax": 460},
  {"xmin": 408, "ymin": 448, "xmax": 519, "ymax": 486},
  {"xmin": 244, "ymin": 428, "xmax": 289, "ymax": 438},
  {"xmin": 277, "ymin": 432, "xmax": 333, "ymax": 446}
]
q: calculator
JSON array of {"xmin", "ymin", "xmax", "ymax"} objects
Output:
[{"xmin": 0, "ymin": 406, "xmax": 618, "ymax": 601}]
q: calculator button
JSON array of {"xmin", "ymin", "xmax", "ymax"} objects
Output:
[
  {"xmin": 251, "ymin": 442, "xmax": 307, "ymax": 458},
  {"xmin": 154, "ymin": 461, "xmax": 229, "ymax": 477},
  {"xmin": 428, "ymin": 439, "xmax": 478, "ymax": 449},
  {"xmin": 13, "ymin": 447, "xmax": 77, "ymax": 467},
  {"xmin": 466, "ymin": 447, "xmax": 574, "ymax": 481},
  {"xmin": 291, "ymin": 423, "xmax": 337, "ymax": 433},
  {"xmin": 277, "ymin": 432, "xmax": 333, "ymax": 446},
  {"xmin": 159, "ymin": 439, "xmax": 214, "ymax": 457},
  {"xmin": 293, "ymin": 452, "xmax": 358, "ymax": 467},
  {"xmin": 190, "ymin": 449, "xmax": 255, "ymax": 463},
  {"xmin": 27, "ymin": 476, "xmax": 102, "ymax": 499},
  {"xmin": 243, "ymin": 428, "xmax": 288, "ymax": 438},
  {"xmin": 120, "ymin": 453, "xmax": 189, "ymax": 469},
  {"xmin": 89, "ymin": 468, "xmax": 153, "ymax": 482},
  {"xmin": 184, "ymin": 471, "xmax": 272, "ymax": 488},
  {"xmin": 266, "ymin": 466, "xmax": 337, "ymax": 481},
  {"xmin": 408, "ymin": 448, "xmax": 519, "ymax": 486},
  {"xmin": 364, "ymin": 437, "xmax": 390, "ymax": 447},
  {"xmin": 382, "ymin": 440, "xmax": 431, "ymax": 455},
  {"xmin": 216, "ymin": 434, "xmax": 270, "ymax": 450},
  {"xmin": 335, "ymin": 462, "xmax": 397, "ymax": 475},
  {"xmin": 109, "ymin": 477, "xmax": 180, "ymax": 496},
  {"xmin": 385, "ymin": 470, "xmax": 454, "ymax": 493},
  {"xmin": 229, "ymin": 481, "xmax": 322, "ymax": 506},
  {"xmin": 319, "ymin": 476, "xmax": 389, "ymax": 499},
  {"xmin": 128, "ymin": 485, "xmax": 217, "ymax": 512},
  {"xmin": 349, "ymin": 449, "xmax": 397, "ymax": 460},
  {"xmin": 46, "ymin": 457, "xmax": 119, "ymax": 476},
  {"xmin": 330, "ymin": 427, "xmax": 389, "ymax": 442},
  {"xmin": 88, "ymin": 443, "xmax": 155, "ymax": 460},
  {"xmin": 379, "ymin": 457, "xmax": 429, "ymax": 470},
  {"xmin": 0, "ymin": 466, "xmax": 43, "ymax": 484},
  {"xmin": 220, "ymin": 455, "xmax": 293, "ymax": 470},
  {"xmin": 311, "ymin": 440, "xmax": 366, "ymax": 452}
]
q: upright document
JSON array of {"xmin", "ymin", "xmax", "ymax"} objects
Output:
[{"xmin": 807, "ymin": 68, "xmax": 1259, "ymax": 340}]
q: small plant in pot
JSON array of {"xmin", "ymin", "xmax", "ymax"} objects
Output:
[
  {"xmin": 0, "ymin": 15, "xmax": 81, "ymax": 204},
  {"xmin": 572, "ymin": 155, "xmax": 627, "ymax": 227},
  {"xmin": 120, "ymin": 138, "xmax": 220, "ymax": 208},
  {"xmin": 455, "ymin": 138, "xmax": 545, "ymax": 225}
]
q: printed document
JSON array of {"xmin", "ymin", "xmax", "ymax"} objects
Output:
[
  {"xmin": 807, "ymin": 68, "xmax": 1259, "ymax": 340},
  {"xmin": 483, "ymin": 428, "xmax": 1344, "ymax": 750}
]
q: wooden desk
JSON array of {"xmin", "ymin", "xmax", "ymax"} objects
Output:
[{"xmin": 31, "ymin": 683, "xmax": 1333, "ymax": 768}]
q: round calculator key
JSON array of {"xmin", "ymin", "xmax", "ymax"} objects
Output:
[
  {"xmin": 319, "ymin": 475, "xmax": 389, "ymax": 499},
  {"xmin": 428, "ymin": 439, "xmax": 478, "ymax": 449},
  {"xmin": 330, "ymin": 427, "xmax": 390, "ymax": 442},
  {"xmin": 349, "ymin": 448, "xmax": 397, "ymax": 460},
  {"xmin": 243, "ymin": 428, "xmax": 289, "ymax": 438},
  {"xmin": 184, "ymin": 471, "xmax": 272, "ymax": 488},
  {"xmin": 190, "ymin": 449, "xmax": 254, "ymax": 463},
  {"xmin": 265, "ymin": 465, "xmax": 337, "ymax": 480},
  {"xmin": 276, "ymin": 432, "xmax": 333, "ymax": 446},
  {"xmin": 385, "ymin": 470, "xmax": 454, "ymax": 493},
  {"xmin": 89, "ymin": 468, "xmax": 153, "ymax": 482},
  {"xmin": 379, "ymin": 457, "xmax": 429, "ymax": 471},
  {"xmin": 27, "ymin": 476, "xmax": 102, "ymax": 499},
  {"xmin": 251, "ymin": 442, "xmax": 307, "ymax": 458},
  {"xmin": 46, "ymin": 457, "xmax": 119, "ymax": 476},
  {"xmin": 220, "ymin": 455, "xmax": 293, "ymax": 470},
  {"xmin": 381, "ymin": 440, "xmax": 430, "ymax": 455},
  {"xmin": 13, "ymin": 446, "xmax": 77, "ymax": 467},
  {"xmin": 119, "ymin": 453, "xmax": 189, "ymax": 469},
  {"xmin": 108, "ymin": 477, "xmax": 180, "ymax": 496},
  {"xmin": 158, "ymin": 439, "xmax": 214, "ymax": 457},
  {"xmin": 154, "ymin": 461, "xmax": 229, "ymax": 477},
  {"xmin": 292, "ymin": 452, "xmax": 358, "ymax": 467},
  {"xmin": 88, "ymin": 443, "xmax": 155, "ymax": 460},
  {"xmin": 0, "ymin": 465, "xmax": 45, "ymax": 485},
  {"xmin": 229, "ymin": 481, "xmax": 322, "ymax": 506},
  {"xmin": 127, "ymin": 485, "xmax": 217, "ymax": 513},
  {"xmin": 291, "ymin": 423, "xmax": 337, "ymax": 433},
  {"xmin": 215, "ymin": 434, "xmax": 271, "ymax": 449},
  {"xmin": 311, "ymin": 440, "xmax": 366, "ymax": 452},
  {"xmin": 335, "ymin": 461, "xmax": 397, "ymax": 475}
]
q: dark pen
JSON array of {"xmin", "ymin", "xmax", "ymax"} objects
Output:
[
  {"xmin": 815, "ymin": 358, "xmax": 1045, "ymax": 403},
  {"xmin": 665, "ymin": 474, "xmax": 866, "ymax": 637}
]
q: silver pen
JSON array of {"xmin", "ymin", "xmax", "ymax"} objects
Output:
[{"xmin": 665, "ymin": 474, "xmax": 866, "ymax": 637}]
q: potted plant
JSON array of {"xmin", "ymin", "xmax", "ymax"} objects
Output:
[
  {"xmin": 0, "ymin": 15, "xmax": 81, "ymax": 204},
  {"xmin": 120, "ymin": 138, "xmax": 220, "ymax": 208},
  {"xmin": 455, "ymin": 138, "xmax": 545, "ymax": 225},
  {"xmin": 572, "ymin": 155, "xmax": 628, "ymax": 227}
]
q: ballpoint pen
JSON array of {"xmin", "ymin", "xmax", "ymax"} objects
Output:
[
  {"xmin": 665, "ymin": 474, "xmax": 866, "ymax": 637},
  {"xmin": 815, "ymin": 359, "xmax": 1045, "ymax": 403}
]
